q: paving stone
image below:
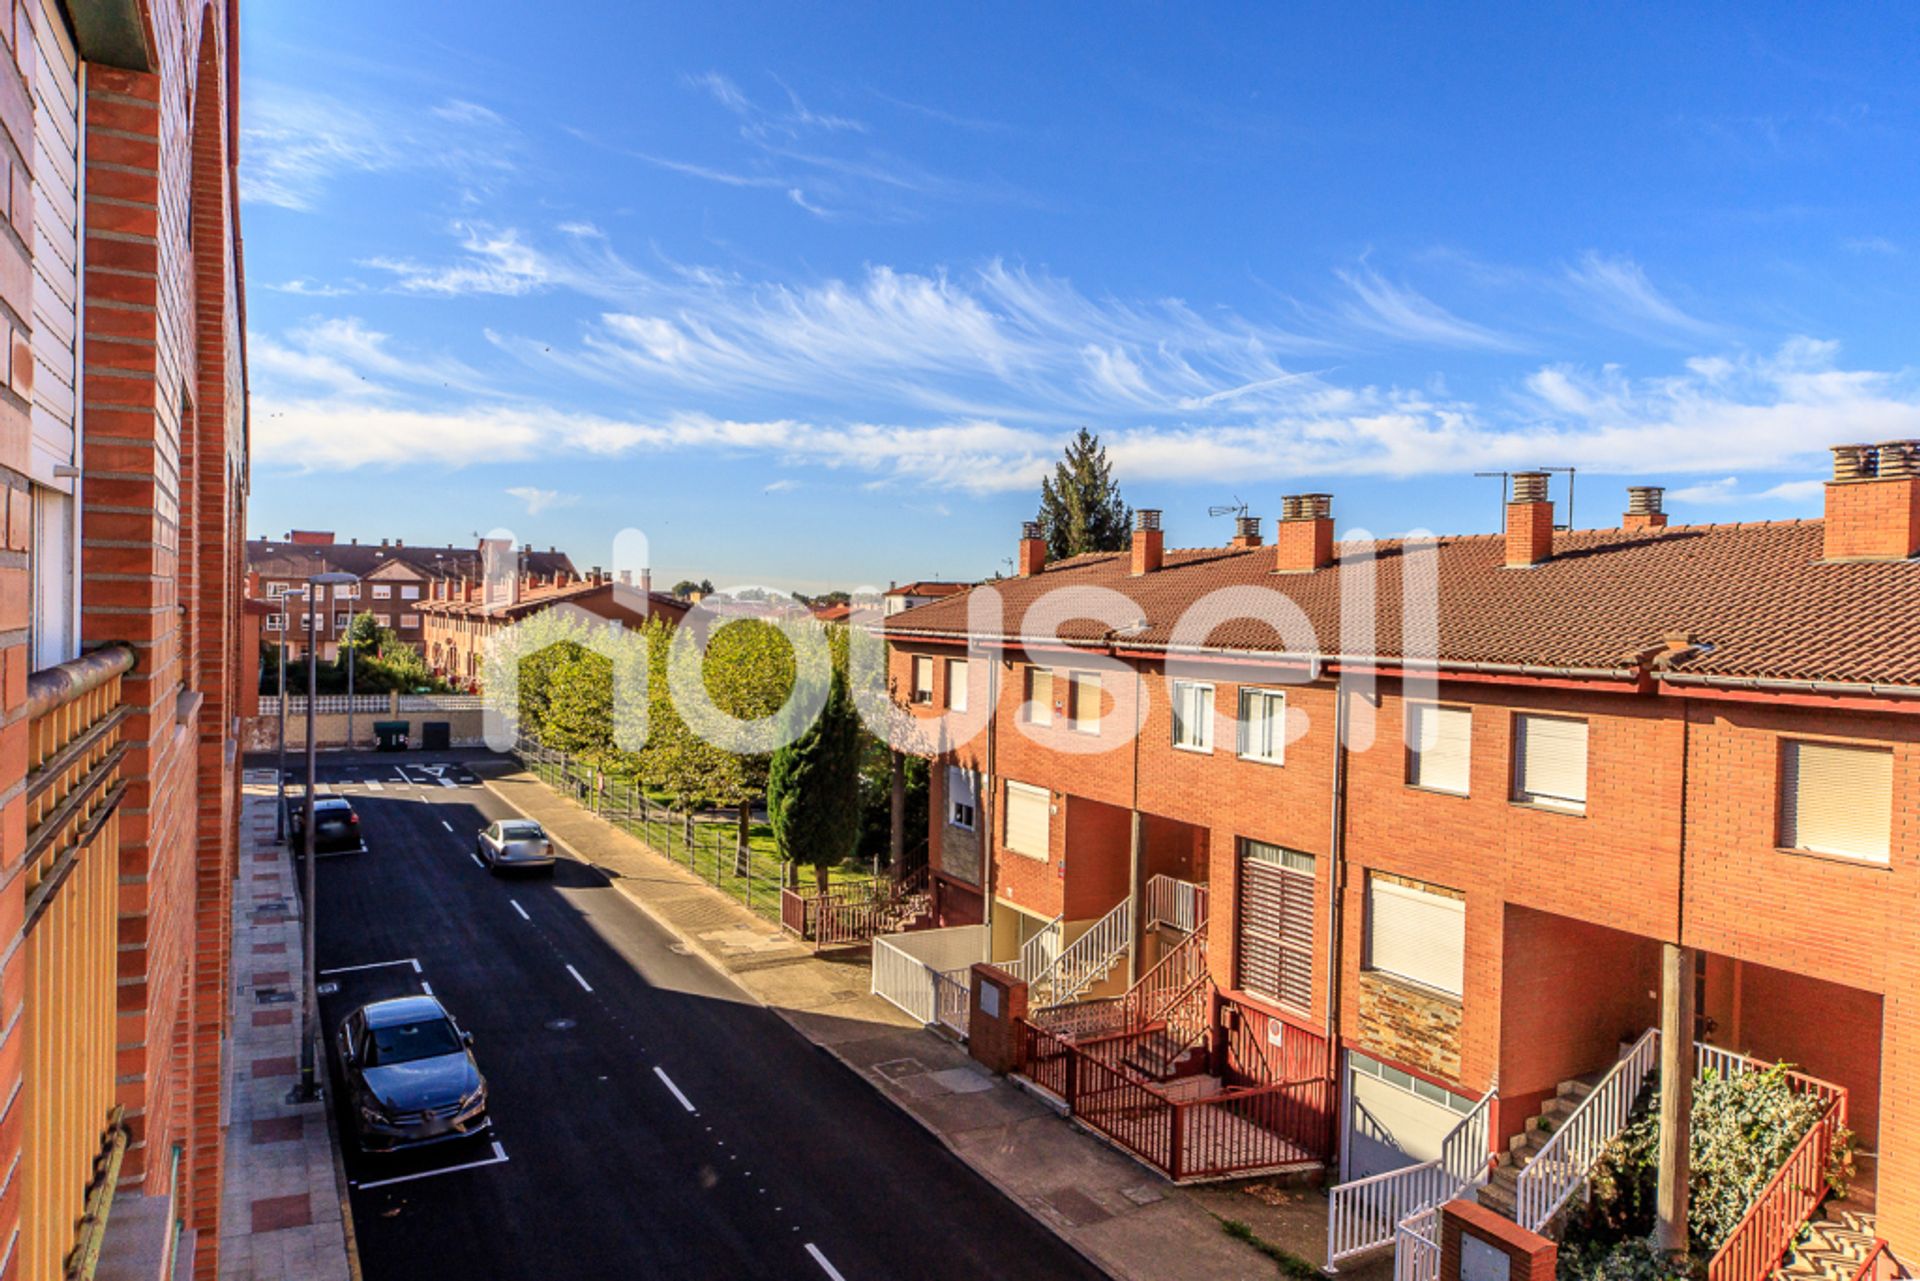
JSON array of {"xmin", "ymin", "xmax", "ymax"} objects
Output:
[
  {"xmin": 249, "ymin": 1194, "xmax": 312, "ymax": 1232},
  {"xmin": 251, "ymin": 1116, "xmax": 304, "ymax": 1144}
]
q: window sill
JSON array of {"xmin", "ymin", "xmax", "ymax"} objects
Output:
[
  {"xmin": 1509, "ymin": 797, "xmax": 1585, "ymax": 818},
  {"xmin": 1238, "ymin": 753, "xmax": 1285, "ymax": 768},
  {"xmin": 1775, "ymin": 845, "xmax": 1892, "ymax": 871},
  {"xmin": 1405, "ymin": 783, "xmax": 1469, "ymax": 799},
  {"xmin": 1172, "ymin": 743, "xmax": 1213, "ymax": 756}
]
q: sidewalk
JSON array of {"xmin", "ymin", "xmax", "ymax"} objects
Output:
[
  {"xmin": 218, "ymin": 777, "xmax": 357, "ymax": 1281},
  {"xmin": 480, "ymin": 762, "xmax": 1330, "ymax": 1281}
]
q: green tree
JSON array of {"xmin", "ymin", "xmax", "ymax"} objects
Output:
[
  {"xmin": 517, "ymin": 641, "xmax": 584, "ymax": 742},
  {"xmin": 542, "ymin": 646, "xmax": 614, "ymax": 760},
  {"xmin": 698, "ymin": 619, "xmax": 801, "ymax": 874},
  {"xmin": 1037, "ymin": 426, "xmax": 1132, "ymax": 559},
  {"xmin": 767, "ymin": 670, "xmax": 863, "ymax": 893}
]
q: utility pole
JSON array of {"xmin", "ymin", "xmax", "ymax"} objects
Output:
[
  {"xmin": 297, "ymin": 572, "xmax": 358, "ymax": 1103},
  {"xmin": 275, "ymin": 613, "xmax": 289, "ymax": 843},
  {"xmin": 346, "ymin": 621, "xmax": 357, "ymax": 751}
]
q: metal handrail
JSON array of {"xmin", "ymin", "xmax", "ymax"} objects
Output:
[
  {"xmin": 1004, "ymin": 913, "xmax": 1063, "ymax": 982},
  {"xmin": 1143, "ymin": 874, "xmax": 1209, "ymax": 934},
  {"xmin": 1328, "ymin": 1084, "xmax": 1495, "ymax": 1270},
  {"xmin": 1515, "ymin": 1027, "xmax": 1660, "ymax": 1232},
  {"xmin": 1029, "ymin": 898, "xmax": 1131, "ymax": 1005}
]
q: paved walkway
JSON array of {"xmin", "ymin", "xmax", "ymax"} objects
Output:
[
  {"xmin": 480, "ymin": 762, "xmax": 1345, "ymax": 1281},
  {"xmin": 218, "ymin": 776, "xmax": 357, "ymax": 1281}
]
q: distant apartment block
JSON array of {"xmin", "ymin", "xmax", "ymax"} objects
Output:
[{"xmin": 884, "ymin": 580, "xmax": 969, "ymax": 616}]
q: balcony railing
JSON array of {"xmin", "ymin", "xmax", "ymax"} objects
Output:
[
  {"xmin": 1143, "ymin": 874, "xmax": 1209, "ymax": 934},
  {"xmin": 19, "ymin": 644, "xmax": 135, "ymax": 1281}
]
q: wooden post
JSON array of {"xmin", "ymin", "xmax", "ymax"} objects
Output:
[
  {"xmin": 888, "ymin": 749, "xmax": 905, "ymax": 881},
  {"xmin": 1655, "ymin": 942, "xmax": 1696, "ymax": 1254}
]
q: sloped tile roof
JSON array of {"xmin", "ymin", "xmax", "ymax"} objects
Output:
[{"xmin": 883, "ymin": 521, "xmax": 1920, "ymax": 689}]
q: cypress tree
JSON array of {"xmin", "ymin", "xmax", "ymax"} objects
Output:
[{"xmin": 1037, "ymin": 427, "xmax": 1132, "ymax": 559}]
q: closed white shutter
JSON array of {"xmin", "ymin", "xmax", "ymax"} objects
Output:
[
  {"xmin": 1004, "ymin": 782, "xmax": 1050, "ymax": 859},
  {"xmin": 912, "ymin": 656, "xmax": 933, "ymax": 702},
  {"xmin": 1027, "ymin": 668, "xmax": 1053, "ymax": 725},
  {"xmin": 29, "ymin": 486, "xmax": 73, "ymax": 666},
  {"xmin": 1781, "ymin": 741, "xmax": 1892, "ymax": 862},
  {"xmin": 1366, "ymin": 878, "xmax": 1464, "ymax": 997},
  {"xmin": 1515, "ymin": 714, "xmax": 1587, "ymax": 811},
  {"xmin": 947, "ymin": 659, "xmax": 968, "ymax": 711},
  {"xmin": 1071, "ymin": 672, "xmax": 1101, "ymax": 733},
  {"xmin": 1408, "ymin": 705, "xmax": 1471, "ymax": 795},
  {"xmin": 29, "ymin": 0, "xmax": 80, "ymax": 486}
]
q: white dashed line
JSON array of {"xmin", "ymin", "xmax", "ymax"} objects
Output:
[
  {"xmin": 441, "ymin": 820, "xmax": 453, "ymax": 832},
  {"xmin": 510, "ymin": 900, "xmax": 530, "ymax": 922},
  {"xmin": 565, "ymin": 964, "xmax": 593, "ymax": 993},
  {"xmin": 469, "ymin": 852, "xmax": 485, "ymax": 868},
  {"xmin": 410, "ymin": 958, "xmax": 423, "ymax": 973},
  {"xmin": 653, "ymin": 1066, "xmax": 696, "ymax": 1113},
  {"xmin": 420, "ymin": 980, "xmax": 434, "ymax": 995},
  {"xmin": 805, "ymin": 1244, "xmax": 847, "ymax": 1281},
  {"xmin": 353, "ymin": 1141, "xmax": 509, "ymax": 1190}
]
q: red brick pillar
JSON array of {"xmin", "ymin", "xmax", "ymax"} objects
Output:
[
  {"xmin": 967, "ymin": 964, "xmax": 1028, "ymax": 1075},
  {"xmin": 1439, "ymin": 1200, "xmax": 1556, "ymax": 1281}
]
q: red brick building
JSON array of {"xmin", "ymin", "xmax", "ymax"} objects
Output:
[
  {"xmin": 885, "ymin": 445, "xmax": 1920, "ymax": 1254},
  {"xmin": 0, "ymin": 1, "xmax": 249, "ymax": 1277}
]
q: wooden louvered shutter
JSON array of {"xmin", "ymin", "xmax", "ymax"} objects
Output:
[
  {"xmin": 1781, "ymin": 741, "xmax": 1892, "ymax": 862},
  {"xmin": 1237, "ymin": 842, "xmax": 1315, "ymax": 1014},
  {"xmin": 1514, "ymin": 714, "xmax": 1587, "ymax": 811}
]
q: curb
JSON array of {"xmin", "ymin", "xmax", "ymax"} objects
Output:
[{"xmin": 477, "ymin": 770, "xmax": 1129, "ymax": 1281}]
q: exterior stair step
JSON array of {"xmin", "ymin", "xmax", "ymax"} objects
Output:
[
  {"xmin": 1478, "ymin": 1069, "xmax": 1612, "ymax": 1222},
  {"xmin": 1773, "ymin": 1205, "xmax": 1879, "ymax": 1281}
]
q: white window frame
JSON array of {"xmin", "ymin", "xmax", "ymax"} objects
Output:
[
  {"xmin": 1236, "ymin": 688, "xmax": 1287, "ymax": 765},
  {"xmin": 401, "ymin": 614, "xmax": 421, "ymax": 630},
  {"xmin": 1235, "ymin": 839, "xmax": 1315, "ymax": 1015},
  {"xmin": 333, "ymin": 613, "xmax": 348, "ymax": 630},
  {"xmin": 1364, "ymin": 876, "xmax": 1466, "ymax": 999},
  {"xmin": 374, "ymin": 613, "xmax": 393, "ymax": 628},
  {"xmin": 1026, "ymin": 667, "xmax": 1053, "ymax": 726},
  {"xmin": 400, "ymin": 585, "xmax": 420, "ymax": 600},
  {"xmin": 1003, "ymin": 781, "xmax": 1051, "ymax": 860},
  {"xmin": 336, "ymin": 583, "xmax": 359, "ymax": 599},
  {"xmin": 265, "ymin": 581, "xmax": 288, "ymax": 598},
  {"xmin": 946, "ymin": 766, "xmax": 977, "ymax": 831},
  {"xmin": 1406, "ymin": 703, "xmax": 1472, "ymax": 797},
  {"xmin": 372, "ymin": 584, "xmax": 392, "ymax": 600},
  {"xmin": 1512, "ymin": 713, "xmax": 1588, "ymax": 814},
  {"xmin": 911, "ymin": 656, "xmax": 934, "ymax": 705},
  {"xmin": 946, "ymin": 658, "xmax": 969, "ymax": 713},
  {"xmin": 1778, "ymin": 739, "xmax": 1893, "ymax": 863},
  {"xmin": 1069, "ymin": 672, "xmax": 1101, "ymax": 735},
  {"xmin": 1171, "ymin": 679, "xmax": 1214, "ymax": 753},
  {"xmin": 265, "ymin": 614, "xmax": 284, "ymax": 632}
]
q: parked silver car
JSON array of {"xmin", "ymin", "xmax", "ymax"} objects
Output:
[{"xmin": 476, "ymin": 819, "xmax": 556, "ymax": 874}]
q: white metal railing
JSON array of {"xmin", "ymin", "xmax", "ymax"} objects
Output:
[
  {"xmin": 1029, "ymin": 898, "xmax": 1131, "ymax": 1006},
  {"xmin": 1515, "ymin": 1027, "xmax": 1660, "ymax": 1232},
  {"xmin": 1328, "ymin": 1085, "xmax": 1496, "ymax": 1270},
  {"xmin": 932, "ymin": 967, "xmax": 971, "ymax": 1038},
  {"xmin": 1394, "ymin": 1209, "xmax": 1442, "ymax": 1281},
  {"xmin": 870, "ymin": 924, "xmax": 987, "ymax": 1026},
  {"xmin": 1143, "ymin": 874, "xmax": 1209, "ymax": 934},
  {"xmin": 1003, "ymin": 914, "xmax": 1063, "ymax": 983},
  {"xmin": 260, "ymin": 692, "xmax": 489, "ymax": 715},
  {"xmin": 1696, "ymin": 1040, "xmax": 1757, "ymax": 1082},
  {"xmin": 872, "ymin": 935, "xmax": 939, "ymax": 1023}
]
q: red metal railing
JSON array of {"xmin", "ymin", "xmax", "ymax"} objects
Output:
[
  {"xmin": 1848, "ymin": 1239, "xmax": 1896, "ymax": 1281},
  {"xmin": 780, "ymin": 870, "xmax": 929, "ymax": 946},
  {"xmin": 1706, "ymin": 1093, "xmax": 1844, "ymax": 1281},
  {"xmin": 1220, "ymin": 995, "xmax": 1330, "ymax": 1087}
]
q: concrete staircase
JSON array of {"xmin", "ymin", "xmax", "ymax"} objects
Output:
[
  {"xmin": 1476, "ymin": 1072, "xmax": 1604, "ymax": 1221},
  {"xmin": 1774, "ymin": 1204, "xmax": 1882, "ymax": 1281}
]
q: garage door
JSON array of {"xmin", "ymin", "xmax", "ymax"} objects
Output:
[{"xmin": 1343, "ymin": 1051, "xmax": 1472, "ymax": 1181}]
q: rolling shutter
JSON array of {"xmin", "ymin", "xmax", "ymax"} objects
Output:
[
  {"xmin": 1027, "ymin": 668, "xmax": 1053, "ymax": 725},
  {"xmin": 1071, "ymin": 672, "xmax": 1101, "ymax": 733},
  {"xmin": 911, "ymin": 656, "xmax": 933, "ymax": 702},
  {"xmin": 946, "ymin": 659, "xmax": 968, "ymax": 711},
  {"xmin": 1407, "ymin": 705, "xmax": 1471, "ymax": 794},
  {"xmin": 1004, "ymin": 782, "xmax": 1050, "ymax": 859},
  {"xmin": 1366, "ymin": 878, "xmax": 1464, "ymax": 997},
  {"xmin": 1514, "ymin": 714, "xmax": 1587, "ymax": 811},
  {"xmin": 29, "ymin": 0, "xmax": 80, "ymax": 486},
  {"xmin": 1780, "ymin": 741, "xmax": 1892, "ymax": 862},
  {"xmin": 1236, "ymin": 842, "xmax": 1315, "ymax": 1013}
]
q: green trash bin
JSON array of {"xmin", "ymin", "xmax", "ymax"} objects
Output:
[{"xmin": 373, "ymin": 721, "xmax": 410, "ymax": 752}]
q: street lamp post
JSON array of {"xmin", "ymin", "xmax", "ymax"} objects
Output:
[
  {"xmin": 297, "ymin": 570, "xmax": 359, "ymax": 1102},
  {"xmin": 275, "ymin": 608, "xmax": 289, "ymax": 842}
]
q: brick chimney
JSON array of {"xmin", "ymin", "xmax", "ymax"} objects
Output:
[
  {"xmin": 1130, "ymin": 509, "xmax": 1164, "ymax": 575},
  {"xmin": 1275, "ymin": 494, "xmax": 1333, "ymax": 573},
  {"xmin": 1017, "ymin": 520, "xmax": 1047, "ymax": 577},
  {"xmin": 1230, "ymin": 515, "xmax": 1263, "ymax": 549},
  {"xmin": 1505, "ymin": 472, "xmax": 1554, "ymax": 568},
  {"xmin": 1823, "ymin": 441, "xmax": 1920, "ymax": 561},
  {"xmin": 1623, "ymin": 486, "xmax": 1668, "ymax": 531}
]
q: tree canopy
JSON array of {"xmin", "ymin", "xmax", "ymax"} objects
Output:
[
  {"xmin": 1037, "ymin": 427, "xmax": 1131, "ymax": 559},
  {"xmin": 768, "ymin": 669, "xmax": 863, "ymax": 892}
]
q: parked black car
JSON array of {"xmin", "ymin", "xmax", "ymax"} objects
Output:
[
  {"xmin": 338, "ymin": 996, "xmax": 490, "ymax": 1152},
  {"xmin": 290, "ymin": 794, "xmax": 365, "ymax": 854}
]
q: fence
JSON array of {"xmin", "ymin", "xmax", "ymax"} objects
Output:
[
  {"xmin": 261, "ymin": 693, "xmax": 489, "ymax": 716},
  {"xmin": 516, "ymin": 737, "xmax": 799, "ymax": 922},
  {"xmin": 1707, "ymin": 1086, "xmax": 1849, "ymax": 1281},
  {"xmin": 870, "ymin": 924, "xmax": 987, "ymax": 1026},
  {"xmin": 1326, "ymin": 1085, "xmax": 1496, "ymax": 1272},
  {"xmin": 1143, "ymin": 874, "xmax": 1209, "ymax": 934},
  {"xmin": 1515, "ymin": 1027, "xmax": 1661, "ymax": 1233}
]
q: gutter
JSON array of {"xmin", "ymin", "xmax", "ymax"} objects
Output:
[{"xmin": 1655, "ymin": 671, "xmax": 1920, "ymax": 699}]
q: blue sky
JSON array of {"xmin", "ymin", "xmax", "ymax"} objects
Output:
[{"xmin": 242, "ymin": 2, "xmax": 1920, "ymax": 591}]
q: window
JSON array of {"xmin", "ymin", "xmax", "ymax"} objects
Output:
[
  {"xmin": 372, "ymin": 585, "xmax": 392, "ymax": 600},
  {"xmin": 333, "ymin": 613, "xmax": 349, "ymax": 629},
  {"xmin": 374, "ymin": 613, "xmax": 392, "ymax": 628},
  {"xmin": 266, "ymin": 581, "xmax": 288, "ymax": 598},
  {"xmin": 400, "ymin": 585, "xmax": 421, "ymax": 600},
  {"xmin": 299, "ymin": 613, "xmax": 315, "ymax": 631},
  {"xmin": 1779, "ymin": 740, "xmax": 1893, "ymax": 862},
  {"xmin": 1004, "ymin": 782, "xmax": 1050, "ymax": 859},
  {"xmin": 1026, "ymin": 668, "xmax": 1053, "ymax": 725},
  {"xmin": 946, "ymin": 658, "xmax": 969, "ymax": 712},
  {"xmin": 1365, "ymin": 876, "xmax": 1465, "ymax": 998},
  {"xmin": 1069, "ymin": 672, "xmax": 1101, "ymax": 734},
  {"xmin": 1237, "ymin": 689, "xmax": 1286, "ymax": 764},
  {"xmin": 1407, "ymin": 704, "xmax": 1471, "ymax": 795},
  {"xmin": 401, "ymin": 614, "xmax": 421, "ymax": 630},
  {"xmin": 947, "ymin": 766, "xmax": 977, "ymax": 830},
  {"xmin": 1171, "ymin": 680, "xmax": 1214, "ymax": 752},
  {"xmin": 336, "ymin": 584, "xmax": 358, "ymax": 600},
  {"xmin": 1236, "ymin": 840, "xmax": 1315, "ymax": 1013},
  {"xmin": 1513, "ymin": 714, "xmax": 1587, "ymax": 813},
  {"xmin": 911, "ymin": 656, "xmax": 934, "ymax": 704},
  {"xmin": 29, "ymin": 485, "xmax": 76, "ymax": 669},
  {"xmin": 265, "ymin": 614, "xmax": 284, "ymax": 632}
]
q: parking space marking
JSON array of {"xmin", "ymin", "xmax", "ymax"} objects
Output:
[
  {"xmin": 319, "ymin": 958, "xmax": 422, "ymax": 977},
  {"xmin": 510, "ymin": 900, "xmax": 530, "ymax": 922},
  {"xmin": 439, "ymin": 778, "xmax": 458, "ymax": 788},
  {"xmin": 392, "ymin": 769, "xmax": 412, "ymax": 788},
  {"xmin": 805, "ymin": 1245, "xmax": 847, "ymax": 1281},
  {"xmin": 364, "ymin": 780, "xmax": 384, "ymax": 792},
  {"xmin": 565, "ymin": 964, "xmax": 593, "ymax": 993},
  {"xmin": 352, "ymin": 1141, "xmax": 510, "ymax": 1190},
  {"xmin": 653, "ymin": 1066, "xmax": 696, "ymax": 1113},
  {"xmin": 469, "ymin": 851, "xmax": 486, "ymax": 868},
  {"xmin": 419, "ymin": 980, "xmax": 434, "ymax": 995}
]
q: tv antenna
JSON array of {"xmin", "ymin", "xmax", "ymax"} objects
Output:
[
  {"xmin": 1207, "ymin": 496, "xmax": 1248, "ymax": 520},
  {"xmin": 1537, "ymin": 466, "xmax": 1576, "ymax": 530},
  {"xmin": 1475, "ymin": 467, "xmax": 1578, "ymax": 530}
]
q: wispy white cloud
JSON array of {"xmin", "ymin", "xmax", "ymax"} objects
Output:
[
  {"xmin": 363, "ymin": 225, "xmax": 556, "ymax": 296},
  {"xmin": 505, "ymin": 486, "xmax": 578, "ymax": 515},
  {"xmin": 1335, "ymin": 265, "xmax": 1524, "ymax": 351},
  {"xmin": 251, "ymin": 317, "xmax": 495, "ymax": 398},
  {"xmin": 1841, "ymin": 235, "xmax": 1900, "ymax": 256},
  {"xmin": 1670, "ymin": 476, "xmax": 1826, "ymax": 504},
  {"xmin": 264, "ymin": 278, "xmax": 364, "ymax": 298},
  {"xmin": 1563, "ymin": 252, "xmax": 1720, "ymax": 342}
]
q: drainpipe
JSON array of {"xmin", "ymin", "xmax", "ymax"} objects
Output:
[
  {"xmin": 981, "ymin": 647, "xmax": 1000, "ymax": 953},
  {"xmin": 1323, "ymin": 680, "xmax": 1351, "ymax": 1128},
  {"xmin": 1127, "ymin": 663, "xmax": 1145, "ymax": 987}
]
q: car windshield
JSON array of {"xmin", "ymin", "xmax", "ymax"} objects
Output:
[
  {"xmin": 364, "ymin": 1017, "xmax": 462, "ymax": 1066},
  {"xmin": 501, "ymin": 823, "xmax": 543, "ymax": 841}
]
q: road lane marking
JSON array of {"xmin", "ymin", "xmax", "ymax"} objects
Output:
[
  {"xmin": 353, "ymin": 1141, "xmax": 509, "ymax": 1190},
  {"xmin": 441, "ymin": 820, "xmax": 453, "ymax": 832},
  {"xmin": 653, "ymin": 1066, "xmax": 695, "ymax": 1113},
  {"xmin": 510, "ymin": 900, "xmax": 530, "ymax": 922},
  {"xmin": 420, "ymin": 980, "xmax": 433, "ymax": 995},
  {"xmin": 805, "ymin": 1245, "xmax": 847, "ymax": 1281},
  {"xmin": 565, "ymin": 964, "xmax": 593, "ymax": 993},
  {"xmin": 439, "ymin": 778, "xmax": 457, "ymax": 788},
  {"xmin": 319, "ymin": 958, "xmax": 422, "ymax": 977},
  {"xmin": 469, "ymin": 852, "xmax": 485, "ymax": 868},
  {"xmin": 364, "ymin": 781, "xmax": 384, "ymax": 792}
]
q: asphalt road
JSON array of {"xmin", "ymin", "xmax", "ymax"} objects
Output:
[{"xmin": 295, "ymin": 754, "xmax": 1107, "ymax": 1281}]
